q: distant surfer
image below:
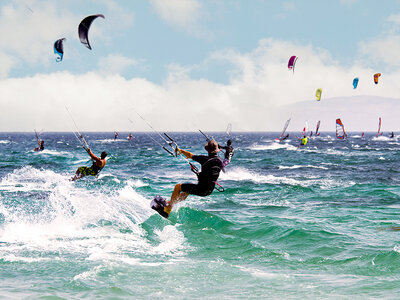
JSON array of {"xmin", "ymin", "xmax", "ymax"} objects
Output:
[
  {"xmin": 219, "ymin": 139, "xmax": 234, "ymax": 169},
  {"xmin": 127, "ymin": 133, "xmax": 133, "ymax": 141},
  {"xmin": 390, "ymin": 132, "xmax": 395, "ymax": 138},
  {"xmin": 114, "ymin": 131, "xmax": 118, "ymax": 140},
  {"xmin": 34, "ymin": 140, "xmax": 44, "ymax": 151},
  {"xmin": 297, "ymin": 135, "xmax": 308, "ymax": 147},
  {"xmin": 280, "ymin": 133, "xmax": 289, "ymax": 141},
  {"xmin": 151, "ymin": 140, "xmax": 223, "ymax": 218},
  {"xmin": 34, "ymin": 129, "xmax": 44, "ymax": 151},
  {"xmin": 71, "ymin": 148, "xmax": 107, "ymax": 181}
]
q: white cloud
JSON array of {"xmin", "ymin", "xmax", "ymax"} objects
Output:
[
  {"xmin": 359, "ymin": 36, "xmax": 400, "ymax": 67},
  {"xmin": 386, "ymin": 12, "xmax": 400, "ymax": 25},
  {"xmin": 1, "ymin": 38, "xmax": 400, "ymax": 132},
  {"xmin": 97, "ymin": 54, "xmax": 137, "ymax": 75},
  {"xmin": 0, "ymin": 0, "xmax": 132, "ymax": 77},
  {"xmin": 0, "ymin": 1, "xmax": 77, "ymax": 71},
  {"xmin": 0, "ymin": 52, "xmax": 16, "ymax": 80},
  {"xmin": 149, "ymin": 0, "xmax": 200, "ymax": 27},
  {"xmin": 282, "ymin": 2, "xmax": 296, "ymax": 12},
  {"xmin": 149, "ymin": 0, "xmax": 208, "ymax": 37},
  {"xmin": 357, "ymin": 11, "xmax": 400, "ymax": 68}
]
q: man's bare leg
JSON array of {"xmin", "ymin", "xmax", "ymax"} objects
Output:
[{"xmin": 164, "ymin": 184, "xmax": 189, "ymax": 214}]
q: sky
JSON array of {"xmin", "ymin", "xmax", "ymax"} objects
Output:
[{"xmin": 1, "ymin": 0, "xmax": 400, "ymax": 132}]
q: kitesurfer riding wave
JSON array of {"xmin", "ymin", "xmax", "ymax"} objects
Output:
[
  {"xmin": 152, "ymin": 140, "xmax": 223, "ymax": 218},
  {"xmin": 71, "ymin": 149, "xmax": 107, "ymax": 181},
  {"xmin": 34, "ymin": 140, "xmax": 44, "ymax": 152}
]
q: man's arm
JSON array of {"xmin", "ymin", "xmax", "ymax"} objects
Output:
[
  {"xmin": 176, "ymin": 148, "xmax": 193, "ymax": 159},
  {"xmin": 87, "ymin": 148, "xmax": 101, "ymax": 163}
]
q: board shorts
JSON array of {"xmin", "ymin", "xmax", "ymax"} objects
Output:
[
  {"xmin": 222, "ymin": 158, "xmax": 230, "ymax": 168},
  {"xmin": 181, "ymin": 182, "xmax": 215, "ymax": 197},
  {"xmin": 77, "ymin": 166, "xmax": 98, "ymax": 177}
]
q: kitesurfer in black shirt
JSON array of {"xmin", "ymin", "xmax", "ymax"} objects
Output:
[
  {"xmin": 219, "ymin": 139, "xmax": 234, "ymax": 168},
  {"xmin": 34, "ymin": 140, "xmax": 44, "ymax": 151},
  {"xmin": 160, "ymin": 140, "xmax": 223, "ymax": 217}
]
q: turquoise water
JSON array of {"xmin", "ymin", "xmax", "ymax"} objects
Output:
[{"xmin": 1, "ymin": 132, "xmax": 400, "ymax": 299}]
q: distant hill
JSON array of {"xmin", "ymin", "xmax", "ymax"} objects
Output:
[{"xmin": 281, "ymin": 95, "xmax": 400, "ymax": 132}]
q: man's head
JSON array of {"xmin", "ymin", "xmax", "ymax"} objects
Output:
[
  {"xmin": 101, "ymin": 151, "xmax": 107, "ymax": 159},
  {"xmin": 227, "ymin": 139, "xmax": 232, "ymax": 146},
  {"xmin": 204, "ymin": 140, "xmax": 220, "ymax": 154}
]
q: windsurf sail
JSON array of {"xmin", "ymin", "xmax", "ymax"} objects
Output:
[
  {"xmin": 315, "ymin": 120, "xmax": 321, "ymax": 136},
  {"xmin": 226, "ymin": 123, "xmax": 232, "ymax": 136},
  {"xmin": 279, "ymin": 118, "xmax": 291, "ymax": 140},
  {"xmin": 377, "ymin": 117, "xmax": 382, "ymax": 137},
  {"xmin": 336, "ymin": 118, "xmax": 347, "ymax": 139},
  {"xmin": 302, "ymin": 121, "xmax": 309, "ymax": 136}
]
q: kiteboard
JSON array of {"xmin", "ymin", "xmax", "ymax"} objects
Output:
[{"xmin": 150, "ymin": 195, "xmax": 169, "ymax": 218}]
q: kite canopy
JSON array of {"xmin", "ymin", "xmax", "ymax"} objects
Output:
[
  {"xmin": 288, "ymin": 56, "xmax": 297, "ymax": 72},
  {"xmin": 374, "ymin": 73, "xmax": 381, "ymax": 84},
  {"xmin": 53, "ymin": 38, "xmax": 66, "ymax": 62},
  {"xmin": 316, "ymin": 88, "xmax": 322, "ymax": 101},
  {"xmin": 78, "ymin": 14, "xmax": 105, "ymax": 50},
  {"xmin": 353, "ymin": 77, "xmax": 359, "ymax": 89}
]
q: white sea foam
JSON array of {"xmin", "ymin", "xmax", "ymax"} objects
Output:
[
  {"xmin": 96, "ymin": 139, "xmax": 128, "ymax": 143},
  {"xmin": 127, "ymin": 179, "xmax": 148, "ymax": 188},
  {"xmin": 248, "ymin": 142, "xmax": 297, "ymax": 151},
  {"xmin": 34, "ymin": 149, "xmax": 72, "ymax": 157},
  {"xmin": 220, "ymin": 167, "xmax": 302, "ymax": 186},
  {"xmin": 220, "ymin": 167, "xmax": 354, "ymax": 189},
  {"xmin": 0, "ymin": 140, "xmax": 10, "ymax": 144},
  {"xmin": 372, "ymin": 136, "xmax": 392, "ymax": 141},
  {"xmin": 0, "ymin": 166, "xmax": 185, "ymax": 266},
  {"xmin": 278, "ymin": 165, "xmax": 328, "ymax": 170}
]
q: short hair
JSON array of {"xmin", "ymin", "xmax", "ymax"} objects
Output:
[
  {"xmin": 101, "ymin": 151, "xmax": 107, "ymax": 159},
  {"xmin": 227, "ymin": 139, "xmax": 232, "ymax": 146}
]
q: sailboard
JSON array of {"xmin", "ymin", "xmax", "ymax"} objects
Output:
[
  {"xmin": 377, "ymin": 117, "xmax": 382, "ymax": 137},
  {"xmin": 336, "ymin": 118, "xmax": 347, "ymax": 139},
  {"xmin": 277, "ymin": 118, "xmax": 290, "ymax": 141},
  {"xmin": 315, "ymin": 121, "xmax": 321, "ymax": 136},
  {"xmin": 226, "ymin": 123, "xmax": 232, "ymax": 136}
]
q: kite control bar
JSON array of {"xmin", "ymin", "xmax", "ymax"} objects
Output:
[{"xmin": 164, "ymin": 133, "xmax": 199, "ymax": 176}]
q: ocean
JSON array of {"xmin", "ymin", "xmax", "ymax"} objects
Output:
[{"xmin": 1, "ymin": 132, "xmax": 400, "ymax": 299}]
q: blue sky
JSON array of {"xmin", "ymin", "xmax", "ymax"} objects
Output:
[
  {"xmin": 4, "ymin": 0, "xmax": 397, "ymax": 81},
  {"xmin": 1, "ymin": 0, "xmax": 400, "ymax": 131}
]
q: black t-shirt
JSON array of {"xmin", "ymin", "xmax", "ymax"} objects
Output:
[
  {"xmin": 192, "ymin": 154, "xmax": 223, "ymax": 185},
  {"xmin": 220, "ymin": 145, "xmax": 234, "ymax": 160}
]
